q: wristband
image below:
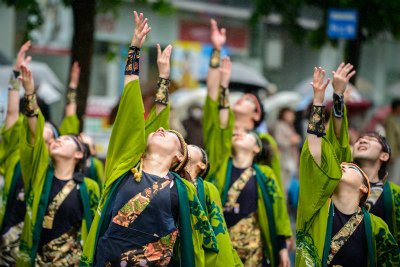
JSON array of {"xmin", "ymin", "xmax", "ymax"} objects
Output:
[
  {"xmin": 125, "ymin": 46, "xmax": 140, "ymax": 75},
  {"xmin": 307, "ymin": 105, "xmax": 325, "ymax": 137},
  {"xmin": 24, "ymin": 93, "xmax": 39, "ymax": 117},
  {"xmin": 218, "ymin": 86, "xmax": 230, "ymax": 109},
  {"xmin": 209, "ymin": 49, "xmax": 221, "ymax": 68},
  {"xmin": 154, "ymin": 77, "xmax": 170, "ymax": 105},
  {"xmin": 66, "ymin": 87, "xmax": 77, "ymax": 104},
  {"xmin": 333, "ymin": 93, "xmax": 344, "ymax": 118},
  {"xmin": 8, "ymin": 71, "xmax": 20, "ymax": 91}
]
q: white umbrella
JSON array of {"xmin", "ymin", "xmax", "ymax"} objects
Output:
[
  {"xmin": 230, "ymin": 62, "xmax": 270, "ymax": 89},
  {"xmin": 262, "ymin": 91, "xmax": 301, "ymax": 121}
]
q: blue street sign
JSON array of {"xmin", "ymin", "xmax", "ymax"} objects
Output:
[{"xmin": 327, "ymin": 8, "xmax": 358, "ymax": 40}]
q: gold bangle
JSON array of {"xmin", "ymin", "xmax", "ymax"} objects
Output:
[
  {"xmin": 209, "ymin": 49, "xmax": 221, "ymax": 68},
  {"xmin": 67, "ymin": 88, "xmax": 77, "ymax": 104},
  {"xmin": 154, "ymin": 77, "xmax": 170, "ymax": 105},
  {"xmin": 24, "ymin": 93, "xmax": 39, "ymax": 117}
]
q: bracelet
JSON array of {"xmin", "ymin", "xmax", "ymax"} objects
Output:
[
  {"xmin": 24, "ymin": 93, "xmax": 39, "ymax": 117},
  {"xmin": 125, "ymin": 46, "xmax": 140, "ymax": 75},
  {"xmin": 332, "ymin": 93, "xmax": 344, "ymax": 118},
  {"xmin": 8, "ymin": 71, "xmax": 20, "ymax": 91},
  {"xmin": 66, "ymin": 87, "xmax": 77, "ymax": 104},
  {"xmin": 154, "ymin": 77, "xmax": 170, "ymax": 105},
  {"xmin": 218, "ymin": 86, "xmax": 230, "ymax": 109},
  {"xmin": 209, "ymin": 49, "xmax": 221, "ymax": 68},
  {"xmin": 307, "ymin": 105, "xmax": 325, "ymax": 137}
]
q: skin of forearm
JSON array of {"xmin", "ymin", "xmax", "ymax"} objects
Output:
[
  {"xmin": 5, "ymin": 90, "xmax": 20, "ymax": 129},
  {"xmin": 27, "ymin": 116, "xmax": 38, "ymax": 145},
  {"xmin": 219, "ymin": 108, "xmax": 229, "ymax": 129},
  {"xmin": 207, "ymin": 68, "xmax": 220, "ymax": 101},
  {"xmin": 333, "ymin": 116, "xmax": 343, "ymax": 139}
]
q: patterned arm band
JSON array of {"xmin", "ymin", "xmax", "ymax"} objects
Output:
[
  {"xmin": 24, "ymin": 93, "xmax": 39, "ymax": 117},
  {"xmin": 125, "ymin": 46, "xmax": 140, "ymax": 75},
  {"xmin": 154, "ymin": 77, "xmax": 170, "ymax": 105},
  {"xmin": 66, "ymin": 87, "xmax": 77, "ymax": 104},
  {"xmin": 209, "ymin": 49, "xmax": 221, "ymax": 68},
  {"xmin": 332, "ymin": 93, "xmax": 344, "ymax": 118},
  {"xmin": 218, "ymin": 86, "xmax": 230, "ymax": 109},
  {"xmin": 8, "ymin": 70, "xmax": 20, "ymax": 91},
  {"xmin": 307, "ymin": 105, "xmax": 326, "ymax": 137}
]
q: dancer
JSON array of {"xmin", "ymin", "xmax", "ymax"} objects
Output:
[
  {"xmin": 326, "ymin": 62, "xmax": 400, "ymax": 245},
  {"xmin": 16, "ymin": 63, "xmax": 100, "ymax": 266},
  {"xmin": 295, "ymin": 66, "xmax": 399, "ymax": 266},
  {"xmin": 80, "ymin": 12, "xmax": 217, "ymax": 267},
  {"xmin": 204, "ymin": 55, "xmax": 291, "ymax": 266}
]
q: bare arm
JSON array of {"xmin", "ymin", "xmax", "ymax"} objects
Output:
[
  {"xmin": 124, "ymin": 11, "xmax": 151, "ymax": 87},
  {"xmin": 331, "ymin": 63, "xmax": 356, "ymax": 138},
  {"xmin": 64, "ymin": 61, "xmax": 80, "ymax": 116},
  {"xmin": 219, "ymin": 57, "xmax": 232, "ymax": 129},
  {"xmin": 19, "ymin": 64, "xmax": 38, "ymax": 144},
  {"xmin": 307, "ymin": 67, "xmax": 330, "ymax": 165},
  {"xmin": 155, "ymin": 44, "xmax": 172, "ymax": 115},
  {"xmin": 207, "ymin": 19, "xmax": 226, "ymax": 101},
  {"xmin": 5, "ymin": 40, "xmax": 31, "ymax": 129}
]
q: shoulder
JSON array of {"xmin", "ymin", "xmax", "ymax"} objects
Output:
[
  {"xmin": 388, "ymin": 181, "xmax": 400, "ymax": 193},
  {"xmin": 370, "ymin": 213, "xmax": 391, "ymax": 232},
  {"xmin": 83, "ymin": 177, "xmax": 100, "ymax": 193}
]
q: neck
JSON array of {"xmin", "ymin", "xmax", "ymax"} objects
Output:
[
  {"xmin": 232, "ymin": 149, "xmax": 254, "ymax": 169},
  {"xmin": 332, "ymin": 183, "xmax": 360, "ymax": 215},
  {"xmin": 142, "ymin": 153, "xmax": 171, "ymax": 177},
  {"xmin": 356, "ymin": 158, "xmax": 381, "ymax": 183},
  {"xmin": 234, "ymin": 114, "xmax": 254, "ymax": 130},
  {"xmin": 53, "ymin": 158, "xmax": 76, "ymax": 180}
]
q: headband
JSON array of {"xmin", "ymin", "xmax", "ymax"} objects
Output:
[
  {"xmin": 342, "ymin": 162, "xmax": 371, "ymax": 198},
  {"xmin": 46, "ymin": 122, "xmax": 59, "ymax": 139},
  {"xmin": 167, "ymin": 130, "xmax": 188, "ymax": 173},
  {"xmin": 243, "ymin": 93, "xmax": 262, "ymax": 118}
]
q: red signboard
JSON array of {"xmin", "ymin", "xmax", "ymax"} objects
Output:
[{"xmin": 179, "ymin": 20, "xmax": 248, "ymax": 49}]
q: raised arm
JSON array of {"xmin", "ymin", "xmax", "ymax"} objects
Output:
[
  {"xmin": 105, "ymin": 11, "xmax": 150, "ymax": 183},
  {"xmin": 65, "ymin": 61, "xmax": 80, "ymax": 117},
  {"xmin": 207, "ymin": 19, "xmax": 226, "ymax": 101},
  {"xmin": 330, "ymin": 63, "xmax": 356, "ymax": 138},
  {"xmin": 124, "ymin": 11, "xmax": 151, "ymax": 87},
  {"xmin": 307, "ymin": 67, "xmax": 330, "ymax": 165},
  {"xmin": 155, "ymin": 44, "xmax": 172, "ymax": 115},
  {"xmin": 5, "ymin": 40, "xmax": 31, "ymax": 130},
  {"xmin": 218, "ymin": 57, "xmax": 231, "ymax": 129}
]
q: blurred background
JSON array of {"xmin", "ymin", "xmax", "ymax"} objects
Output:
[{"xmin": 0, "ymin": 0, "xmax": 400, "ymax": 158}]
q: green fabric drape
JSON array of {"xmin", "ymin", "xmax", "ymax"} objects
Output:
[{"xmin": 16, "ymin": 111, "xmax": 100, "ymax": 266}]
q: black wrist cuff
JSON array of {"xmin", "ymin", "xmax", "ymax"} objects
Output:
[
  {"xmin": 218, "ymin": 86, "xmax": 230, "ymax": 109},
  {"xmin": 333, "ymin": 93, "xmax": 344, "ymax": 118},
  {"xmin": 125, "ymin": 46, "xmax": 140, "ymax": 75}
]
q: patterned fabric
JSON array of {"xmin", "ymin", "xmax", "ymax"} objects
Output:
[
  {"xmin": 225, "ymin": 167, "xmax": 254, "ymax": 214},
  {"xmin": 112, "ymin": 179, "xmax": 171, "ymax": 227},
  {"xmin": 327, "ymin": 207, "xmax": 364, "ymax": 265},
  {"xmin": 366, "ymin": 181, "xmax": 384, "ymax": 211},
  {"xmin": 307, "ymin": 105, "xmax": 326, "ymax": 137},
  {"xmin": 105, "ymin": 230, "xmax": 178, "ymax": 267},
  {"xmin": 391, "ymin": 184, "xmax": 400, "ymax": 245},
  {"xmin": 36, "ymin": 226, "xmax": 82, "ymax": 266},
  {"xmin": 43, "ymin": 179, "xmax": 76, "ymax": 229},
  {"xmin": 375, "ymin": 227, "xmax": 400, "ymax": 266},
  {"xmin": 228, "ymin": 213, "xmax": 262, "ymax": 267},
  {"xmin": 0, "ymin": 222, "xmax": 23, "ymax": 266}
]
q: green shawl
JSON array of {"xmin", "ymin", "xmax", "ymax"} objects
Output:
[
  {"xmin": 295, "ymin": 137, "xmax": 399, "ymax": 267},
  {"xmin": 0, "ymin": 116, "xmax": 23, "ymax": 232},
  {"xmin": 59, "ymin": 113, "xmax": 80, "ymax": 135},
  {"xmin": 16, "ymin": 111, "xmax": 100, "ymax": 267},
  {"xmin": 80, "ymin": 80, "xmax": 218, "ymax": 267},
  {"xmin": 327, "ymin": 107, "xmax": 400, "ymax": 245},
  {"xmin": 197, "ymin": 178, "xmax": 243, "ymax": 267},
  {"xmin": 202, "ymin": 96, "xmax": 292, "ymax": 266},
  {"xmin": 87, "ymin": 156, "xmax": 104, "ymax": 191}
]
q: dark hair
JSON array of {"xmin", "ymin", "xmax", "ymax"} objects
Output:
[
  {"xmin": 197, "ymin": 146, "xmax": 210, "ymax": 179},
  {"xmin": 45, "ymin": 121, "xmax": 60, "ymax": 139},
  {"xmin": 391, "ymin": 98, "xmax": 400, "ymax": 110},
  {"xmin": 278, "ymin": 107, "xmax": 294, "ymax": 121},
  {"xmin": 254, "ymin": 135, "xmax": 273, "ymax": 166},
  {"xmin": 67, "ymin": 134, "xmax": 89, "ymax": 174},
  {"xmin": 251, "ymin": 93, "xmax": 265, "ymax": 128}
]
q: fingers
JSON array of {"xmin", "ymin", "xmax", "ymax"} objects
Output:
[
  {"xmin": 24, "ymin": 56, "xmax": 32, "ymax": 65},
  {"xmin": 156, "ymin": 44, "xmax": 161, "ymax": 59},
  {"xmin": 163, "ymin": 44, "xmax": 172, "ymax": 58},
  {"xmin": 322, "ymin": 77, "xmax": 331, "ymax": 90},
  {"xmin": 20, "ymin": 40, "xmax": 31, "ymax": 53},
  {"xmin": 220, "ymin": 28, "xmax": 226, "ymax": 36},
  {"xmin": 210, "ymin": 19, "xmax": 217, "ymax": 32},
  {"xmin": 347, "ymin": 70, "xmax": 356, "ymax": 80}
]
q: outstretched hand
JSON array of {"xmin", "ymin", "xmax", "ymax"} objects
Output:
[
  {"xmin": 131, "ymin": 11, "xmax": 151, "ymax": 48},
  {"xmin": 220, "ymin": 57, "xmax": 232, "ymax": 88},
  {"xmin": 69, "ymin": 61, "xmax": 81, "ymax": 89},
  {"xmin": 311, "ymin": 67, "xmax": 330, "ymax": 105},
  {"xmin": 210, "ymin": 19, "xmax": 226, "ymax": 50},
  {"xmin": 19, "ymin": 64, "xmax": 35, "ymax": 95},
  {"xmin": 157, "ymin": 44, "xmax": 172, "ymax": 79},
  {"xmin": 14, "ymin": 40, "xmax": 32, "ymax": 72},
  {"xmin": 332, "ymin": 63, "xmax": 356, "ymax": 96}
]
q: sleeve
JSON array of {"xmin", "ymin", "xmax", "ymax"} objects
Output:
[
  {"xmin": 373, "ymin": 215, "xmax": 400, "ymax": 266},
  {"xmin": 59, "ymin": 114, "xmax": 80, "ymax": 135},
  {"xmin": 145, "ymin": 103, "xmax": 171, "ymax": 138},
  {"xmin": 19, "ymin": 111, "xmax": 49, "ymax": 193},
  {"xmin": 93, "ymin": 157, "xmax": 105, "ymax": 188},
  {"xmin": 1, "ymin": 115, "xmax": 22, "ymax": 163},
  {"xmin": 202, "ymin": 96, "xmax": 234, "ymax": 178},
  {"xmin": 104, "ymin": 80, "xmax": 146, "ymax": 185},
  {"xmin": 326, "ymin": 106, "xmax": 353, "ymax": 163},
  {"xmin": 297, "ymin": 137, "xmax": 342, "ymax": 224},
  {"xmin": 86, "ymin": 178, "xmax": 101, "ymax": 219}
]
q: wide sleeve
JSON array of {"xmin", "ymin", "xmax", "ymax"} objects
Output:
[
  {"xmin": 326, "ymin": 107, "xmax": 352, "ymax": 163},
  {"xmin": 93, "ymin": 157, "xmax": 105, "ymax": 189},
  {"xmin": 104, "ymin": 80, "xmax": 146, "ymax": 187},
  {"xmin": 145, "ymin": 103, "xmax": 171, "ymax": 137},
  {"xmin": 1, "ymin": 115, "xmax": 22, "ymax": 162},
  {"xmin": 202, "ymin": 96, "xmax": 234, "ymax": 179},
  {"xmin": 372, "ymin": 214, "xmax": 400, "ymax": 266},
  {"xmin": 297, "ymin": 137, "xmax": 342, "ymax": 225},
  {"xmin": 59, "ymin": 114, "xmax": 80, "ymax": 135}
]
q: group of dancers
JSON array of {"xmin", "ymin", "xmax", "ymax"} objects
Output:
[{"xmin": 0, "ymin": 10, "xmax": 399, "ymax": 267}]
